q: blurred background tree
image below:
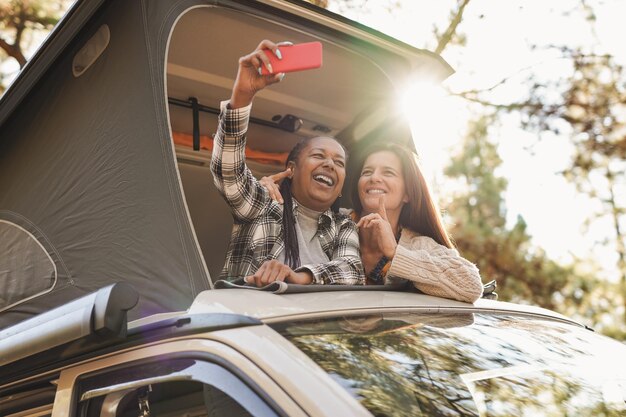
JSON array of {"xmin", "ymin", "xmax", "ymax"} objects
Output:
[
  {"xmin": 452, "ymin": 5, "xmax": 626, "ymax": 330},
  {"xmin": 0, "ymin": 0, "xmax": 70, "ymax": 93},
  {"xmin": 445, "ymin": 115, "xmax": 570, "ymax": 310}
]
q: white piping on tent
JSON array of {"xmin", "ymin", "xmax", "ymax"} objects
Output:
[
  {"xmin": 162, "ymin": 4, "xmax": 215, "ymax": 289},
  {"xmin": 0, "ymin": 219, "xmax": 58, "ymax": 313}
]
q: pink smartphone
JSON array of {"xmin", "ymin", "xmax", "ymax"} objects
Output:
[{"xmin": 260, "ymin": 42, "xmax": 323, "ymax": 75}]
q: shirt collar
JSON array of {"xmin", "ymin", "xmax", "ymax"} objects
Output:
[{"xmin": 292, "ymin": 199, "xmax": 334, "ymax": 224}]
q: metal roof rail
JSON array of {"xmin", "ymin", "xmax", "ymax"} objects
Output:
[
  {"xmin": 0, "ymin": 313, "xmax": 261, "ymax": 389},
  {"xmin": 0, "ymin": 283, "xmax": 138, "ymax": 367}
]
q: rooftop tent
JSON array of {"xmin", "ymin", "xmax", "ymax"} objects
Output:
[{"xmin": 0, "ymin": 0, "xmax": 453, "ymax": 328}]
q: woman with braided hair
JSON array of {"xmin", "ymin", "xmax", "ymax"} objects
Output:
[{"xmin": 210, "ymin": 40, "xmax": 364, "ymax": 287}]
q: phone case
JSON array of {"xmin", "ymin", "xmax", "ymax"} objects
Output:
[{"xmin": 261, "ymin": 42, "xmax": 323, "ymax": 75}]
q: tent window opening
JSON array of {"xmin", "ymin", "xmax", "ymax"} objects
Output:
[
  {"xmin": 73, "ymin": 24, "xmax": 110, "ymax": 77},
  {"xmin": 0, "ymin": 220, "xmax": 57, "ymax": 312},
  {"xmin": 165, "ymin": 7, "xmax": 335, "ymax": 282}
]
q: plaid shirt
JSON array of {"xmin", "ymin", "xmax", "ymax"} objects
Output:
[{"xmin": 210, "ymin": 101, "xmax": 364, "ymax": 285}]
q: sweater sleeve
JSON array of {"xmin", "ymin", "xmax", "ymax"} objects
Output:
[{"xmin": 386, "ymin": 230, "xmax": 483, "ymax": 303}]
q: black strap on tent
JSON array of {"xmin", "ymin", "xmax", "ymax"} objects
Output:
[
  {"xmin": 189, "ymin": 97, "xmax": 200, "ymax": 151},
  {"xmin": 167, "ymin": 96, "xmax": 306, "ymax": 133}
]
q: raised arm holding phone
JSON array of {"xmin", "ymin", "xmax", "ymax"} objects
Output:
[{"xmin": 210, "ymin": 40, "xmax": 364, "ymax": 287}]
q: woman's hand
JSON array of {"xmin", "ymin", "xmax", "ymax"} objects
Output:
[
  {"xmin": 259, "ymin": 168, "xmax": 292, "ymax": 204},
  {"xmin": 229, "ymin": 40, "xmax": 291, "ymax": 109},
  {"xmin": 357, "ymin": 196, "xmax": 398, "ymax": 259},
  {"xmin": 244, "ymin": 260, "xmax": 313, "ymax": 287}
]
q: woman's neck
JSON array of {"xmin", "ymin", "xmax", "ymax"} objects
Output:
[
  {"xmin": 296, "ymin": 199, "xmax": 324, "ymax": 218},
  {"xmin": 294, "ymin": 198, "xmax": 328, "ymax": 215}
]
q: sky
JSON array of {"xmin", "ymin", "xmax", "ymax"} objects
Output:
[{"xmin": 325, "ymin": 0, "xmax": 626, "ymax": 280}]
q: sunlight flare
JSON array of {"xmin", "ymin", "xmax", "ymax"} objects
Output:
[{"xmin": 398, "ymin": 80, "xmax": 461, "ymax": 177}]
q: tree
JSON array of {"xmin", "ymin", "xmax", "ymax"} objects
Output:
[
  {"xmin": 445, "ymin": 116, "xmax": 570, "ymax": 309},
  {"xmin": 458, "ymin": 44, "xmax": 626, "ymax": 320},
  {"xmin": 0, "ymin": 0, "xmax": 69, "ymax": 92},
  {"xmin": 306, "ymin": 0, "xmax": 471, "ymax": 54},
  {"xmin": 526, "ymin": 50, "xmax": 626, "ymax": 274},
  {"xmin": 444, "ymin": 115, "xmax": 625, "ymax": 337}
]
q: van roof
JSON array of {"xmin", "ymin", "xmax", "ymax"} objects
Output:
[
  {"xmin": 182, "ymin": 289, "xmax": 583, "ymax": 327},
  {"xmin": 0, "ymin": 285, "xmax": 582, "ymax": 389}
]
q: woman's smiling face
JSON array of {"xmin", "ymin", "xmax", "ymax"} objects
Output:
[
  {"xmin": 290, "ymin": 137, "xmax": 346, "ymax": 212},
  {"xmin": 358, "ymin": 150, "xmax": 408, "ymax": 216}
]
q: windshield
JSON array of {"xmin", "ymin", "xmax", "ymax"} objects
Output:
[{"xmin": 274, "ymin": 312, "xmax": 626, "ymax": 417}]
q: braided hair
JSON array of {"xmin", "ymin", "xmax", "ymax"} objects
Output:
[{"xmin": 280, "ymin": 137, "xmax": 346, "ymax": 269}]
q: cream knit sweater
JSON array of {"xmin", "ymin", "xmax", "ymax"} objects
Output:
[{"xmin": 385, "ymin": 228, "xmax": 483, "ymax": 303}]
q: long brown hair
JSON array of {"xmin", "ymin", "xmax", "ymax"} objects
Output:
[{"xmin": 350, "ymin": 142, "xmax": 453, "ymax": 248}]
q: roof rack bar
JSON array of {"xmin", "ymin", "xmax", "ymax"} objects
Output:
[
  {"xmin": 0, "ymin": 312, "xmax": 261, "ymax": 388},
  {"xmin": 0, "ymin": 283, "xmax": 138, "ymax": 367},
  {"xmin": 167, "ymin": 96, "xmax": 296, "ymax": 132}
]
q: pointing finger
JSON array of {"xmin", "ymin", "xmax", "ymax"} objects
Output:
[
  {"xmin": 378, "ymin": 195, "xmax": 388, "ymax": 221},
  {"xmin": 270, "ymin": 168, "xmax": 292, "ymax": 182}
]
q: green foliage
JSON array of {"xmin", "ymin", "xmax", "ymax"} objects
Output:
[
  {"xmin": 521, "ymin": 48, "xmax": 626, "ymax": 284},
  {"xmin": 438, "ymin": 2, "xmax": 626, "ymax": 337},
  {"xmin": 444, "ymin": 115, "xmax": 626, "ymax": 339},
  {"xmin": 445, "ymin": 116, "xmax": 571, "ymax": 309}
]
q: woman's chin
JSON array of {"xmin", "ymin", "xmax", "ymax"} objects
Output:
[
  {"xmin": 360, "ymin": 205, "xmax": 379, "ymax": 216},
  {"xmin": 361, "ymin": 197, "xmax": 381, "ymax": 210}
]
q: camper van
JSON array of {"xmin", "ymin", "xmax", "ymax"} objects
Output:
[{"xmin": 2, "ymin": 1, "xmax": 626, "ymax": 416}]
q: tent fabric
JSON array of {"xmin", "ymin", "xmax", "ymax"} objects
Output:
[
  {"xmin": 0, "ymin": 0, "xmax": 214, "ymax": 328},
  {"xmin": 0, "ymin": 220, "xmax": 56, "ymax": 311}
]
